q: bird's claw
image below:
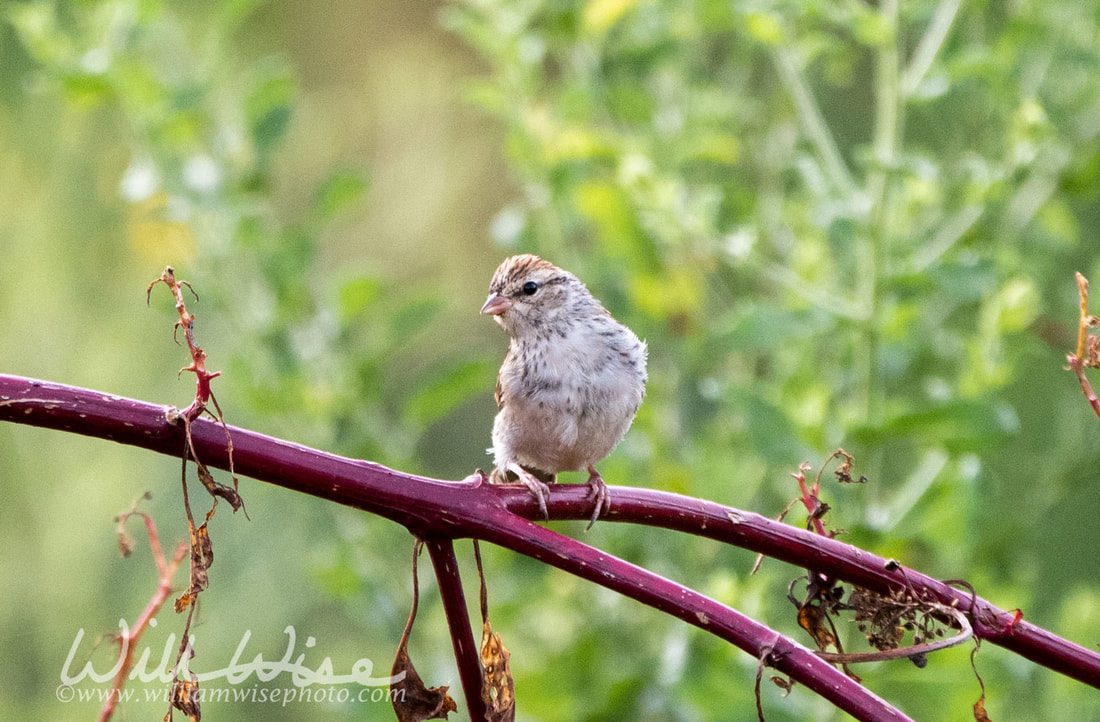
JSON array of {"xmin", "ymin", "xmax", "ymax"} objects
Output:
[
  {"xmin": 585, "ymin": 466, "xmax": 611, "ymax": 530},
  {"xmin": 508, "ymin": 462, "xmax": 551, "ymax": 520}
]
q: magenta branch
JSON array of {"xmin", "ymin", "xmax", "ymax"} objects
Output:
[{"xmin": 2, "ymin": 373, "xmax": 1099, "ymax": 718}]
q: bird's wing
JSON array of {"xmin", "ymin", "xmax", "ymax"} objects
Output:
[{"xmin": 494, "ymin": 349, "xmax": 509, "ymax": 409}]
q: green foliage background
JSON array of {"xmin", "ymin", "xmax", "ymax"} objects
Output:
[{"xmin": 1, "ymin": 0, "xmax": 1099, "ymax": 719}]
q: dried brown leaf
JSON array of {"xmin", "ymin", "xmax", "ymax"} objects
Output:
[
  {"xmin": 166, "ymin": 677, "xmax": 201, "ymax": 721},
  {"xmin": 471, "ymin": 539, "xmax": 515, "ymax": 720},
  {"xmin": 770, "ymin": 675, "xmax": 793, "ymax": 696},
  {"xmin": 973, "ymin": 694, "xmax": 991, "ymax": 721},
  {"xmin": 173, "ymin": 592, "xmax": 194, "ymax": 615},
  {"xmin": 117, "ymin": 526, "xmax": 136, "ymax": 558},
  {"xmin": 797, "ymin": 604, "xmax": 836, "ymax": 652},
  {"xmin": 188, "ymin": 522, "xmax": 213, "ymax": 592},
  {"xmin": 480, "ymin": 620, "xmax": 515, "ymax": 722},
  {"xmin": 195, "ymin": 463, "xmax": 242, "ymax": 512},
  {"xmin": 1087, "ymin": 334, "xmax": 1100, "ymax": 368},
  {"xmin": 391, "ymin": 540, "xmax": 456, "ymax": 722},
  {"xmin": 391, "ymin": 643, "xmax": 457, "ymax": 722},
  {"xmin": 175, "ymin": 521, "xmax": 213, "ymax": 612}
]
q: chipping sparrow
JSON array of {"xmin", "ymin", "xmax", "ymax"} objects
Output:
[{"xmin": 481, "ymin": 254, "xmax": 647, "ymax": 527}]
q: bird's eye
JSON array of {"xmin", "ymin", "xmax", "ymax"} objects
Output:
[{"xmin": 522, "ymin": 281, "xmax": 538, "ymax": 296}]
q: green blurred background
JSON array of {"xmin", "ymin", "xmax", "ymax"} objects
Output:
[{"xmin": 2, "ymin": 0, "xmax": 1099, "ymax": 719}]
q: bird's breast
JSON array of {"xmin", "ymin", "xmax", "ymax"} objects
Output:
[{"xmin": 495, "ymin": 327, "xmax": 644, "ymax": 472}]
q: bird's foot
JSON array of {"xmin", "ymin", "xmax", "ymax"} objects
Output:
[
  {"xmin": 585, "ymin": 465, "xmax": 611, "ymax": 530},
  {"xmin": 507, "ymin": 462, "xmax": 551, "ymax": 520}
]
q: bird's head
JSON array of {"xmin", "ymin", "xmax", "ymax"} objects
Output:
[{"xmin": 481, "ymin": 254, "xmax": 588, "ymax": 336}]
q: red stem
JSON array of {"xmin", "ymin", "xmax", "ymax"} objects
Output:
[
  {"xmin": 1068, "ymin": 355, "xmax": 1100, "ymax": 420},
  {"xmin": 1069, "ymin": 273, "xmax": 1100, "ymax": 419},
  {"xmin": 424, "ymin": 538, "xmax": 488, "ymax": 722},
  {"xmin": 793, "ymin": 462, "xmax": 828, "ymax": 537},
  {"xmin": 478, "ymin": 515, "xmax": 907, "ymax": 719},
  {"xmin": 98, "ymin": 514, "xmax": 187, "ymax": 722},
  {"xmin": 2, "ymin": 375, "xmax": 1099, "ymax": 703}
]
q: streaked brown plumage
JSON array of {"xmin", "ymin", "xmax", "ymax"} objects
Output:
[{"xmin": 481, "ymin": 254, "xmax": 647, "ymax": 526}]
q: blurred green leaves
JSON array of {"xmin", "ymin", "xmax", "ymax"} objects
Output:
[
  {"xmin": 336, "ymin": 276, "xmax": 382, "ymax": 321},
  {"xmin": 405, "ymin": 359, "xmax": 497, "ymax": 428},
  {"xmin": 315, "ymin": 170, "xmax": 370, "ymax": 222},
  {"xmin": 444, "ymin": 0, "xmax": 1100, "ymax": 488},
  {"xmin": 247, "ymin": 68, "xmax": 295, "ymax": 154}
]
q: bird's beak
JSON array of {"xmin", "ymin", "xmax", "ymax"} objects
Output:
[{"xmin": 480, "ymin": 293, "xmax": 512, "ymax": 316}]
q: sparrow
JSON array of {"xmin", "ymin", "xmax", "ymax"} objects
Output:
[{"xmin": 480, "ymin": 254, "xmax": 647, "ymax": 527}]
